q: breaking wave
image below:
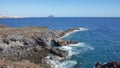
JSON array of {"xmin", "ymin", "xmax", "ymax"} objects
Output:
[
  {"xmin": 61, "ymin": 27, "xmax": 88, "ymax": 38},
  {"xmin": 46, "ymin": 42, "xmax": 94, "ymax": 68}
]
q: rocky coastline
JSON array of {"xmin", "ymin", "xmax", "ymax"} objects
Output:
[
  {"xmin": 94, "ymin": 61, "xmax": 120, "ymax": 68},
  {"xmin": 0, "ymin": 24, "xmax": 119, "ymax": 68},
  {"xmin": 0, "ymin": 24, "xmax": 79, "ymax": 68}
]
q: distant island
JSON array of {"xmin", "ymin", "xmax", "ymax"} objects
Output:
[{"xmin": 48, "ymin": 15, "xmax": 55, "ymax": 18}]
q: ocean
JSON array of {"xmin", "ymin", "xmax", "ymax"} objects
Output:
[{"xmin": 0, "ymin": 17, "xmax": 120, "ymax": 68}]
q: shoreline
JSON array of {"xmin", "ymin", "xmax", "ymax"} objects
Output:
[
  {"xmin": 0, "ymin": 24, "xmax": 86, "ymax": 68},
  {"xmin": 0, "ymin": 24, "xmax": 95, "ymax": 68},
  {"xmin": 46, "ymin": 27, "xmax": 88, "ymax": 68},
  {"xmin": 60, "ymin": 27, "xmax": 88, "ymax": 38}
]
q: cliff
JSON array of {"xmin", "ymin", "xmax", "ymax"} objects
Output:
[{"xmin": 0, "ymin": 24, "xmax": 79, "ymax": 68}]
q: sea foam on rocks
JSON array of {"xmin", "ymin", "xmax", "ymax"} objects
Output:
[
  {"xmin": 45, "ymin": 28, "xmax": 91, "ymax": 68},
  {"xmin": 45, "ymin": 42, "xmax": 94, "ymax": 68},
  {"xmin": 61, "ymin": 27, "xmax": 88, "ymax": 38}
]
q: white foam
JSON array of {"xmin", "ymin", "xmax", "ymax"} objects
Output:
[
  {"xmin": 79, "ymin": 27, "xmax": 88, "ymax": 31},
  {"xmin": 55, "ymin": 60, "xmax": 77, "ymax": 68},
  {"xmin": 45, "ymin": 58, "xmax": 77, "ymax": 68},
  {"xmin": 61, "ymin": 27, "xmax": 88, "ymax": 38},
  {"xmin": 60, "ymin": 30, "xmax": 79, "ymax": 38},
  {"xmin": 59, "ymin": 43, "xmax": 94, "ymax": 56},
  {"xmin": 46, "ymin": 43, "xmax": 94, "ymax": 68}
]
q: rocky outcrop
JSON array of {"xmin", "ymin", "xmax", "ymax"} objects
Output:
[
  {"xmin": 0, "ymin": 59, "xmax": 52, "ymax": 68},
  {"xmin": 59, "ymin": 28, "xmax": 80, "ymax": 37},
  {"xmin": 0, "ymin": 24, "xmax": 9, "ymax": 28},
  {"xmin": 49, "ymin": 47, "xmax": 68, "ymax": 58},
  {"xmin": 0, "ymin": 24, "xmax": 79, "ymax": 68},
  {"xmin": 51, "ymin": 39, "xmax": 78, "ymax": 46},
  {"xmin": 95, "ymin": 61, "xmax": 120, "ymax": 68},
  {"xmin": 59, "ymin": 40, "xmax": 78, "ymax": 46}
]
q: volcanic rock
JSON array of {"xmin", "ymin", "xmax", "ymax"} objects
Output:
[{"xmin": 94, "ymin": 61, "xmax": 120, "ymax": 68}]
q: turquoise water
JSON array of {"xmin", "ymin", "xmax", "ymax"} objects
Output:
[{"xmin": 0, "ymin": 17, "xmax": 120, "ymax": 68}]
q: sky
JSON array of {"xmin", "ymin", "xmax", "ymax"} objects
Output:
[{"xmin": 0, "ymin": 0, "xmax": 120, "ymax": 17}]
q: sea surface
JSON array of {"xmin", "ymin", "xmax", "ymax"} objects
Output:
[{"xmin": 0, "ymin": 17, "xmax": 120, "ymax": 68}]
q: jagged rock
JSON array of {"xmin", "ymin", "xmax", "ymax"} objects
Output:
[
  {"xmin": 94, "ymin": 61, "xmax": 120, "ymax": 68},
  {"xmin": 0, "ymin": 47, "xmax": 3, "ymax": 51},
  {"xmin": 59, "ymin": 40, "xmax": 78, "ymax": 46},
  {"xmin": 55, "ymin": 30, "xmax": 64, "ymax": 37},
  {"xmin": 95, "ymin": 62, "xmax": 102, "ymax": 68},
  {"xmin": 0, "ymin": 59, "xmax": 51, "ymax": 68},
  {"xmin": 50, "ymin": 47, "xmax": 68, "ymax": 58},
  {"xmin": 59, "ymin": 28, "xmax": 80, "ymax": 37},
  {"xmin": 0, "ymin": 24, "xmax": 79, "ymax": 68},
  {"xmin": 51, "ymin": 39, "xmax": 78, "ymax": 46}
]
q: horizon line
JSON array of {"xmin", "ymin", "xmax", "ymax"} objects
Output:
[{"xmin": 1, "ymin": 15, "xmax": 120, "ymax": 18}]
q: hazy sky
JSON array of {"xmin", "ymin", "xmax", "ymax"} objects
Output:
[{"xmin": 0, "ymin": 0, "xmax": 120, "ymax": 17}]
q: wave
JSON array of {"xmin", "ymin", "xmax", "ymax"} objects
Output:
[
  {"xmin": 59, "ymin": 42, "xmax": 94, "ymax": 56},
  {"xmin": 46, "ymin": 58, "xmax": 77, "ymax": 68},
  {"xmin": 46, "ymin": 28, "xmax": 90, "ymax": 68},
  {"xmin": 55, "ymin": 60, "xmax": 77, "ymax": 68},
  {"xmin": 79, "ymin": 27, "xmax": 88, "ymax": 31},
  {"xmin": 45, "ymin": 42, "xmax": 94, "ymax": 68},
  {"xmin": 61, "ymin": 27, "xmax": 88, "ymax": 38}
]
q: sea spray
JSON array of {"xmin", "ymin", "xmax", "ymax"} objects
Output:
[
  {"xmin": 59, "ymin": 43, "xmax": 94, "ymax": 57},
  {"xmin": 45, "ymin": 42, "xmax": 94, "ymax": 68},
  {"xmin": 61, "ymin": 27, "xmax": 88, "ymax": 38},
  {"xmin": 45, "ymin": 27, "xmax": 90, "ymax": 68}
]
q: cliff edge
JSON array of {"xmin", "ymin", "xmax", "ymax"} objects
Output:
[{"xmin": 0, "ymin": 24, "xmax": 79, "ymax": 68}]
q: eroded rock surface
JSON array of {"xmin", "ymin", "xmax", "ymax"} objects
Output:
[
  {"xmin": 95, "ymin": 61, "xmax": 120, "ymax": 68},
  {"xmin": 0, "ymin": 24, "xmax": 79, "ymax": 68},
  {"xmin": 59, "ymin": 28, "xmax": 80, "ymax": 37}
]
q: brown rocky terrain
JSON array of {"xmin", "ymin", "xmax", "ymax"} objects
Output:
[
  {"xmin": 0, "ymin": 24, "xmax": 79, "ymax": 68},
  {"xmin": 56, "ymin": 28, "xmax": 80, "ymax": 37},
  {"xmin": 0, "ymin": 24, "xmax": 9, "ymax": 28},
  {"xmin": 1, "ymin": 24, "xmax": 119, "ymax": 68}
]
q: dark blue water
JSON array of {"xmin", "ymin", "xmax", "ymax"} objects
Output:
[{"xmin": 0, "ymin": 17, "xmax": 120, "ymax": 68}]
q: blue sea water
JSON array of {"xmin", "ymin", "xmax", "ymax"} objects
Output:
[{"xmin": 0, "ymin": 17, "xmax": 120, "ymax": 68}]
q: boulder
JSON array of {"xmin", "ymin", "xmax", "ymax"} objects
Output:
[
  {"xmin": 59, "ymin": 40, "xmax": 78, "ymax": 46},
  {"xmin": 51, "ymin": 39, "xmax": 78, "ymax": 46},
  {"xmin": 94, "ymin": 61, "xmax": 120, "ymax": 68},
  {"xmin": 49, "ymin": 47, "xmax": 68, "ymax": 58}
]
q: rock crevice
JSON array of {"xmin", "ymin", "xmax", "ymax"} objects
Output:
[{"xmin": 0, "ymin": 24, "xmax": 79, "ymax": 68}]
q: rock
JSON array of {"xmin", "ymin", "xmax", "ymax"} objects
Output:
[
  {"xmin": 51, "ymin": 39, "xmax": 78, "ymax": 46},
  {"xmin": 0, "ymin": 24, "xmax": 79, "ymax": 68},
  {"xmin": 50, "ymin": 47, "xmax": 68, "ymax": 58},
  {"xmin": 59, "ymin": 40, "xmax": 78, "ymax": 46},
  {"xmin": 0, "ymin": 47, "xmax": 3, "ymax": 51},
  {"xmin": 95, "ymin": 62, "xmax": 102, "ymax": 68},
  {"xmin": 55, "ymin": 30, "xmax": 64, "ymax": 37},
  {"xmin": 0, "ymin": 59, "xmax": 5, "ymax": 65},
  {"xmin": 59, "ymin": 28, "xmax": 80, "ymax": 37},
  {"xmin": 0, "ymin": 59, "xmax": 50, "ymax": 68},
  {"xmin": 94, "ymin": 61, "xmax": 120, "ymax": 68},
  {"xmin": 0, "ymin": 24, "xmax": 9, "ymax": 28}
]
